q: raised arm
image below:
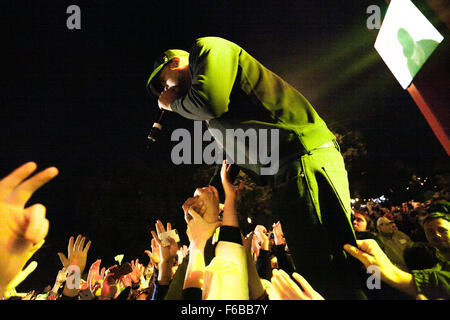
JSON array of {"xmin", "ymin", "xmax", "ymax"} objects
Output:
[{"xmin": 183, "ymin": 206, "xmax": 221, "ymax": 293}]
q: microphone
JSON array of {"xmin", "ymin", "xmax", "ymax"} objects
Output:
[{"xmin": 147, "ymin": 110, "xmax": 165, "ymax": 143}]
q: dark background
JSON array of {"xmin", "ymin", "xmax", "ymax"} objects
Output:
[{"xmin": 1, "ymin": 0, "xmax": 447, "ymax": 292}]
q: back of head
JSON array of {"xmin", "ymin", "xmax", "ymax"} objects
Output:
[
  {"xmin": 403, "ymin": 242, "xmax": 439, "ymax": 271},
  {"xmin": 423, "ymin": 203, "xmax": 450, "ymax": 226}
]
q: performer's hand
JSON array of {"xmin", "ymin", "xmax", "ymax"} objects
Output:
[
  {"xmin": 0, "ymin": 162, "xmax": 58, "ymax": 297},
  {"xmin": 158, "ymin": 87, "xmax": 179, "ymax": 111},
  {"xmin": 220, "ymin": 160, "xmax": 244, "ymax": 202}
]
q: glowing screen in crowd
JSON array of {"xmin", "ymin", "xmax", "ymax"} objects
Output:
[{"xmin": 374, "ymin": 0, "xmax": 444, "ymax": 89}]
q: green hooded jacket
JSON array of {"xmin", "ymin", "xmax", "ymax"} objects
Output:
[{"xmin": 170, "ymin": 37, "xmax": 336, "ymax": 179}]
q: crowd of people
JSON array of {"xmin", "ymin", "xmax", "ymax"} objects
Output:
[{"xmin": 0, "ymin": 161, "xmax": 448, "ymax": 301}]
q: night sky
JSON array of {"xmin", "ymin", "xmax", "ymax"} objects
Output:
[{"xmin": 1, "ymin": 0, "xmax": 448, "ymax": 291}]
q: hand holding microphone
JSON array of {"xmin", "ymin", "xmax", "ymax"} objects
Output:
[
  {"xmin": 148, "ymin": 86, "xmax": 180, "ymax": 143},
  {"xmin": 157, "ymin": 86, "xmax": 180, "ymax": 112}
]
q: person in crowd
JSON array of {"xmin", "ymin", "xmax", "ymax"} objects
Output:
[
  {"xmin": 182, "ymin": 160, "xmax": 247, "ymax": 299},
  {"xmin": 376, "ymin": 216, "xmax": 414, "ymax": 272},
  {"xmin": 344, "ymin": 238, "xmax": 450, "ymax": 300},
  {"xmin": 352, "ymin": 211, "xmax": 385, "ymax": 249},
  {"xmin": 56, "ymin": 234, "xmax": 92, "ymax": 299},
  {"xmin": 1, "ymin": 160, "xmax": 448, "ymax": 300},
  {"xmin": 422, "ymin": 204, "xmax": 450, "ymax": 262},
  {"xmin": 150, "ymin": 220, "xmax": 181, "ymax": 300},
  {"xmin": 252, "ymin": 221, "xmax": 296, "ymax": 281}
]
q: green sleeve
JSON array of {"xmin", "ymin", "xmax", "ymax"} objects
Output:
[
  {"xmin": 171, "ymin": 37, "xmax": 240, "ymax": 120},
  {"xmin": 411, "ymin": 267, "xmax": 450, "ymax": 299}
]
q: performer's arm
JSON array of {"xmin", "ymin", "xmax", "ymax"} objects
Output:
[{"xmin": 171, "ymin": 37, "xmax": 240, "ymax": 120}]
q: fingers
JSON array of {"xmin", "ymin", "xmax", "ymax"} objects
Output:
[
  {"xmin": 183, "ymin": 197, "xmax": 197, "ymax": 213},
  {"xmin": 151, "ymin": 238, "xmax": 159, "ymax": 250},
  {"xmin": 20, "ymin": 261, "xmax": 38, "ymax": 280},
  {"xmin": 210, "ymin": 185, "xmax": 219, "ymax": 201},
  {"xmin": 73, "ymin": 235, "xmax": 82, "ymax": 252},
  {"xmin": 5, "ymin": 166, "xmax": 58, "ymax": 207},
  {"xmin": 151, "ymin": 230, "xmax": 161, "ymax": 246},
  {"xmin": 83, "ymin": 240, "xmax": 92, "ymax": 254},
  {"xmin": 78, "ymin": 236, "xmax": 86, "ymax": 252},
  {"xmin": 291, "ymin": 272, "xmax": 314, "ymax": 293},
  {"xmin": 67, "ymin": 236, "xmax": 74, "ymax": 256},
  {"xmin": 184, "ymin": 205, "xmax": 201, "ymax": 223},
  {"xmin": 0, "ymin": 162, "xmax": 38, "ymax": 201},
  {"xmin": 155, "ymin": 220, "xmax": 166, "ymax": 237},
  {"xmin": 343, "ymin": 243, "xmax": 370, "ymax": 267},
  {"xmin": 23, "ymin": 204, "xmax": 49, "ymax": 244},
  {"xmin": 272, "ymin": 269, "xmax": 305, "ymax": 300},
  {"xmin": 57, "ymin": 252, "xmax": 68, "ymax": 267}
]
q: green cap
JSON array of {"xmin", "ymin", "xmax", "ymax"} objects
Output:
[{"xmin": 146, "ymin": 49, "xmax": 190, "ymax": 97}]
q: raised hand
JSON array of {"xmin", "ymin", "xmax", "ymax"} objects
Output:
[
  {"xmin": 254, "ymin": 225, "xmax": 269, "ymax": 251},
  {"xmin": 0, "ymin": 162, "xmax": 58, "ymax": 296},
  {"xmin": 271, "ymin": 269, "xmax": 324, "ymax": 300},
  {"xmin": 86, "ymin": 260, "xmax": 105, "ymax": 292},
  {"xmin": 182, "ymin": 196, "xmax": 206, "ymax": 218},
  {"xmin": 251, "ymin": 232, "xmax": 261, "ymax": 259},
  {"xmin": 184, "ymin": 206, "xmax": 221, "ymax": 246},
  {"xmin": 145, "ymin": 237, "xmax": 161, "ymax": 267},
  {"xmin": 129, "ymin": 259, "xmax": 144, "ymax": 284},
  {"xmin": 57, "ymin": 234, "xmax": 91, "ymax": 275},
  {"xmin": 101, "ymin": 270, "xmax": 118, "ymax": 300},
  {"xmin": 151, "ymin": 220, "xmax": 179, "ymax": 263},
  {"xmin": 272, "ymin": 221, "xmax": 286, "ymax": 246},
  {"xmin": 151, "ymin": 220, "xmax": 180, "ymax": 285},
  {"xmin": 177, "ymin": 245, "xmax": 189, "ymax": 265}
]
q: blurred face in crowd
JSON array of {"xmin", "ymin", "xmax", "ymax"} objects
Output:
[
  {"xmin": 193, "ymin": 186, "xmax": 220, "ymax": 223},
  {"xmin": 352, "ymin": 213, "xmax": 368, "ymax": 232},
  {"xmin": 424, "ymin": 218, "xmax": 450, "ymax": 251},
  {"xmin": 378, "ymin": 220, "xmax": 396, "ymax": 235}
]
